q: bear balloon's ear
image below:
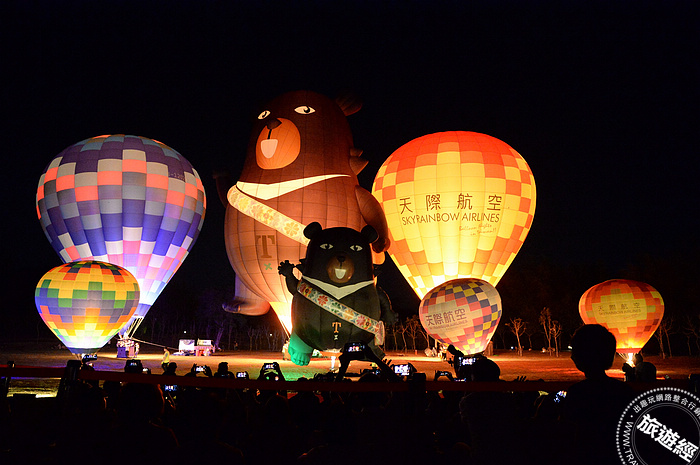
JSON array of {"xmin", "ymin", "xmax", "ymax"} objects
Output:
[
  {"xmin": 335, "ymin": 91, "xmax": 362, "ymax": 116},
  {"xmin": 360, "ymin": 225, "xmax": 379, "ymax": 244},
  {"xmin": 304, "ymin": 222, "xmax": 323, "ymax": 240}
]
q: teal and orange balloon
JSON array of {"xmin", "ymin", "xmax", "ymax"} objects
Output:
[
  {"xmin": 419, "ymin": 278, "xmax": 502, "ymax": 355},
  {"xmin": 579, "ymin": 279, "xmax": 664, "ymax": 354},
  {"xmin": 35, "ymin": 261, "xmax": 140, "ymax": 356}
]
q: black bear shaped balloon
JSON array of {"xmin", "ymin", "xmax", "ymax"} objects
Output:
[{"xmin": 279, "ymin": 222, "xmax": 394, "ymax": 366}]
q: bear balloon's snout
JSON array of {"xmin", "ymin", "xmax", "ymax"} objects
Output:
[{"xmin": 326, "ymin": 253, "xmax": 354, "ymax": 284}]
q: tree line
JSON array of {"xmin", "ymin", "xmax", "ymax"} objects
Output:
[
  {"xmin": 134, "ymin": 248, "xmax": 700, "ymax": 358},
  {"xmin": 10, "ymin": 248, "xmax": 698, "ymax": 359}
]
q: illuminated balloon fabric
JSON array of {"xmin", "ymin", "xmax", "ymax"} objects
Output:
[
  {"xmin": 223, "ymin": 91, "xmax": 390, "ymax": 333},
  {"xmin": 35, "ymin": 261, "xmax": 140, "ymax": 355},
  {"xmin": 578, "ymin": 279, "xmax": 664, "ymax": 353},
  {"xmin": 36, "ymin": 135, "xmax": 206, "ymax": 334},
  {"xmin": 419, "ymin": 278, "xmax": 502, "ymax": 355},
  {"xmin": 221, "ymin": 275, "xmax": 271, "ymax": 316},
  {"xmin": 372, "ymin": 131, "xmax": 536, "ymax": 298}
]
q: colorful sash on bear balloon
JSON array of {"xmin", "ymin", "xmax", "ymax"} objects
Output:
[
  {"xmin": 297, "ymin": 280, "xmax": 385, "ymax": 346},
  {"xmin": 227, "ymin": 185, "xmax": 310, "ymax": 245}
]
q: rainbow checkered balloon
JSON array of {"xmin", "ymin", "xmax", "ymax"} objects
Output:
[
  {"xmin": 35, "ymin": 261, "xmax": 140, "ymax": 355},
  {"xmin": 579, "ymin": 279, "xmax": 664, "ymax": 353},
  {"xmin": 372, "ymin": 131, "xmax": 536, "ymax": 299},
  {"xmin": 36, "ymin": 135, "xmax": 206, "ymax": 336},
  {"xmin": 419, "ymin": 278, "xmax": 502, "ymax": 355}
]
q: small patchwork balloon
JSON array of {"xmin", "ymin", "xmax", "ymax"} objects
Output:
[
  {"xmin": 35, "ymin": 261, "xmax": 140, "ymax": 356},
  {"xmin": 579, "ymin": 279, "xmax": 664, "ymax": 353},
  {"xmin": 419, "ymin": 278, "xmax": 502, "ymax": 355}
]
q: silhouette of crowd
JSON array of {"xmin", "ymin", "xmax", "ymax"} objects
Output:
[{"xmin": 0, "ymin": 325, "xmax": 663, "ymax": 465}]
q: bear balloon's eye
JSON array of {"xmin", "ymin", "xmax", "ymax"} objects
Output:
[
  {"xmin": 320, "ymin": 243, "xmax": 333, "ymax": 250},
  {"xmin": 350, "ymin": 245, "xmax": 363, "ymax": 252},
  {"xmin": 294, "ymin": 106, "xmax": 315, "ymax": 115},
  {"xmin": 258, "ymin": 110, "xmax": 271, "ymax": 120}
]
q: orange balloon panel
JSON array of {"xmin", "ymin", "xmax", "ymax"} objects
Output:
[
  {"xmin": 373, "ymin": 131, "xmax": 536, "ymax": 298},
  {"xmin": 420, "ymin": 278, "xmax": 502, "ymax": 355},
  {"xmin": 35, "ymin": 261, "xmax": 140, "ymax": 355},
  {"xmin": 578, "ymin": 279, "xmax": 664, "ymax": 353}
]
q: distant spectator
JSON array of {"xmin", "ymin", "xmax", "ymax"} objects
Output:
[
  {"xmin": 162, "ymin": 362, "xmax": 178, "ymax": 376},
  {"xmin": 214, "ymin": 362, "xmax": 234, "ymax": 378},
  {"xmin": 162, "ymin": 348, "xmax": 171, "ymax": 371},
  {"xmin": 622, "ymin": 353, "xmax": 657, "ymax": 382}
]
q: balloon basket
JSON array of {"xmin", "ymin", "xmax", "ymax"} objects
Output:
[{"xmin": 116, "ymin": 339, "xmax": 139, "ymax": 359}]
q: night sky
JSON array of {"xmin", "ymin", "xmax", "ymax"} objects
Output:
[{"xmin": 2, "ymin": 1, "xmax": 698, "ymax": 337}]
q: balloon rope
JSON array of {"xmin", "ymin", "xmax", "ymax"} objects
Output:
[{"xmin": 130, "ymin": 338, "xmax": 178, "ymax": 352}]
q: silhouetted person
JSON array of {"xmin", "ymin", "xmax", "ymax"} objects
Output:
[
  {"xmin": 162, "ymin": 362, "xmax": 178, "ymax": 376},
  {"xmin": 114, "ymin": 383, "xmax": 179, "ymax": 464},
  {"xmin": 80, "ymin": 360, "xmax": 100, "ymax": 389},
  {"xmin": 244, "ymin": 394, "xmax": 304, "ymax": 463},
  {"xmin": 560, "ymin": 324, "xmax": 635, "ymax": 465},
  {"xmin": 459, "ymin": 355, "xmax": 529, "ymax": 465},
  {"xmin": 185, "ymin": 363, "xmax": 212, "ymax": 377},
  {"xmin": 622, "ymin": 353, "xmax": 657, "ymax": 382},
  {"xmin": 160, "ymin": 362, "xmax": 179, "ymax": 402},
  {"xmin": 469, "ymin": 356, "xmax": 500, "ymax": 382},
  {"xmin": 175, "ymin": 390, "xmax": 245, "ymax": 464},
  {"xmin": 214, "ymin": 362, "xmax": 234, "ymax": 378},
  {"xmin": 54, "ymin": 381, "xmax": 110, "ymax": 465},
  {"xmin": 0, "ymin": 371, "xmax": 10, "ymax": 455}
]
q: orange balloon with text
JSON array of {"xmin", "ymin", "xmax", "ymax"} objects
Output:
[
  {"xmin": 373, "ymin": 131, "xmax": 536, "ymax": 298},
  {"xmin": 579, "ymin": 279, "xmax": 664, "ymax": 354}
]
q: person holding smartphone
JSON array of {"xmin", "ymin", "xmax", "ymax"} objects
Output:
[
  {"xmin": 185, "ymin": 363, "xmax": 212, "ymax": 377},
  {"xmin": 214, "ymin": 362, "xmax": 234, "ymax": 378}
]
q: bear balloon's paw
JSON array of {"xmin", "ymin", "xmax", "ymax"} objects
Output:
[
  {"xmin": 289, "ymin": 350, "xmax": 311, "ymax": 367},
  {"xmin": 288, "ymin": 332, "xmax": 313, "ymax": 366},
  {"xmin": 278, "ymin": 260, "xmax": 296, "ymax": 278}
]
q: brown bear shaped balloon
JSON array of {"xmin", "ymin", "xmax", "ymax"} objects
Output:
[{"xmin": 218, "ymin": 90, "xmax": 390, "ymax": 332}]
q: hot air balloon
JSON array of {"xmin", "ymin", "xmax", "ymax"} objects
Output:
[
  {"xmin": 36, "ymin": 135, "xmax": 206, "ymax": 337},
  {"xmin": 35, "ymin": 261, "xmax": 140, "ymax": 357},
  {"xmin": 419, "ymin": 278, "xmax": 502, "ymax": 355},
  {"xmin": 579, "ymin": 279, "xmax": 664, "ymax": 361},
  {"xmin": 218, "ymin": 91, "xmax": 389, "ymax": 333},
  {"xmin": 372, "ymin": 131, "xmax": 536, "ymax": 298}
]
